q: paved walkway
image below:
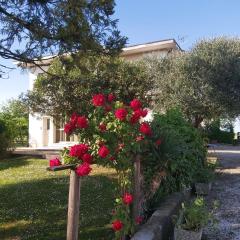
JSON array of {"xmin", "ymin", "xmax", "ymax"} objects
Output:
[{"xmin": 204, "ymin": 145, "xmax": 240, "ymax": 240}]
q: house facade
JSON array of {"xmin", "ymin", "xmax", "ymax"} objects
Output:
[{"xmin": 21, "ymin": 39, "xmax": 181, "ymax": 148}]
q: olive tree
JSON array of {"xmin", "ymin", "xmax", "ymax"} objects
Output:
[
  {"xmin": 147, "ymin": 37, "xmax": 240, "ymax": 127},
  {"xmin": 24, "ymin": 54, "xmax": 153, "ymax": 118}
]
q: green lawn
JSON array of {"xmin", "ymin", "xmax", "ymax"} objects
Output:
[{"xmin": 0, "ymin": 156, "xmax": 117, "ymax": 240}]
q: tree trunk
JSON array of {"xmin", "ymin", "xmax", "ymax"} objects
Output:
[{"xmin": 194, "ymin": 115, "xmax": 203, "ymax": 128}]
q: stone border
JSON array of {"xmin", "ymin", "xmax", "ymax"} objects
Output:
[{"xmin": 131, "ymin": 190, "xmax": 191, "ymax": 240}]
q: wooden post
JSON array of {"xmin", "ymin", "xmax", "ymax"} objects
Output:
[
  {"xmin": 133, "ymin": 154, "xmax": 143, "ymax": 220},
  {"xmin": 67, "ymin": 170, "xmax": 81, "ymax": 240},
  {"xmin": 47, "ymin": 165, "xmax": 81, "ymax": 240}
]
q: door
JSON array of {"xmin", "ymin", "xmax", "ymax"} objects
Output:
[{"xmin": 43, "ymin": 117, "xmax": 51, "ymax": 146}]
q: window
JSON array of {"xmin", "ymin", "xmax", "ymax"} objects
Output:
[{"xmin": 47, "ymin": 119, "xmax": 50, "ymax": 130}]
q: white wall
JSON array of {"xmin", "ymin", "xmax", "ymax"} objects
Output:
[
  {"xmin": 123, "ymin": 50, "xmax": 169, "ymax": 61},
  {"xmin": 233, "ymin": 118, "xmax": 240, "ymax": 135},
  {"xmin": 29, "ymin": 113, "xmax": 44, "ymax": 148},
  {"xmin": 28, "ymin": 66, "xmax": 49, "ymax": 148}
]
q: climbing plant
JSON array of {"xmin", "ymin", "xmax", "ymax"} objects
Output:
[{"xmin": 50, "ymin": 93, "xmax": 159, "ymax": 238}]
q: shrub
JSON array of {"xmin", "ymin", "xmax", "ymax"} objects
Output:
[
  {"xmin": 205, "ymin": 119, "xmax": 234, "ymax": 144},
  {"xmin": 193, "ymin": 166, "xmax": 215, "ymax": 183},
  {"xmin": 143, "ymin": 109, "xmax": 207, "ymax": 210},
  {"xmin": 0, "ymin": 119, "xmax": 12, "ymax": 156},
  {"xmin": 58, "ymin": 94, "xmax": 159, "ymax": 239},
  {"xmin": 0, "ymin": 99, "xmax": 29, "ymax": 147},
  {"xmin": 175, "ymin": 197, "xmax": 210, "ymax": 231}
]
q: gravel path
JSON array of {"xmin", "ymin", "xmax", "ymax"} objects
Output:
[{"xmin": 204, "ymin": 145, "xmax": 240, "ymax": 240}]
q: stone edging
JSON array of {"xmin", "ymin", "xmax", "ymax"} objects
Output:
[{"xmin": 131, "ymin": 191, "xmax": 191, "ymax": 240}]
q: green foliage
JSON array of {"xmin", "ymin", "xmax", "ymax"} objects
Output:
[
  {"xmin": 176, "ymin": 197, "xmax": 211, "ymax": 231},
  {"xmin": 0, "ymin": 119, "xmax": 12, "ymax": 156},
  {"xmin": 0, "ymin": 0, "xmax": 126, "ymax": 74},
  {"xmin": 25, "ymin": 55, "xmax": 152, "ymax": 118},
  {"xmin": 205, "ymin": 119, "xmax": 234, "ymax": 144},
  {"xmin": 146, "ymin": 37, "xmax": 240, "ymax": 127},
  {"xmin": 0, "ymin": 98, "xmax": 29, "ymax": 146},
  {"xmin": 61, "ymin": 96, "xmax": 155, "ymax": 238},
  {"xmin": 143, "ymin": 109, "xmax": 206, "ymax": 209},
  {"xmin": 193, "ymin": 165, "xmax": 215, "ymax": 183}
]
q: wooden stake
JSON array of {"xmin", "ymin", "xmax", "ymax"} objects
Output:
[
  {"xmin": 133, "ymin": 154, "xmax": 142, "ymax": 220},
  {"xmin": 66, "ymin": 170, "xmax": 81, "ymax": 240}
]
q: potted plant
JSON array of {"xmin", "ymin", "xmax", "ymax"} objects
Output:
[
  {"xmin": 182, "ymin": 185, "xmax": 192, "ymax": 200},
  {"xmin": 174, "ymin": 197, "xmax": 211, "ymax": 240},
  {"xmin": 194, "ymin": 166, "xmax": 214, "ymax": 195}
]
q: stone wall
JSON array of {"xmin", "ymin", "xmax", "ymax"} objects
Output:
[{"xmin": 131, "ymin": 190, "xmax": 191, "ymax": 240}]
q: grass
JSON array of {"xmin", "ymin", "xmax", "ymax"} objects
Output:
[{"xmin": 0, "ymin": 156, "xmax": 117, "ymax": 240}]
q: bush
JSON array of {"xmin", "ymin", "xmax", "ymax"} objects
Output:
[
  {"xmin": 193, "ymin": 165, "xmax": 215, "ymax": 183},
  {"xmin": 0, "ymin": 119, "xmax": 12, "ymax": 156},
  {"xmin": 0, "ymin": 99, "xmax": 29, "ymax": 147},
  {"xmin": 205, "ymin": 119, "xmax": 234, "ymax": 144},
  {"xmin": 143, "ymin": 109, "xmax": 206, "ymax": 210},
  {"xmin": 175, "ymin": 197, "xmax": 210, "ymax": 231}
]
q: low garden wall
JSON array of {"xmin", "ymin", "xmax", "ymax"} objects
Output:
[{"xmin": 131, "ymin": 190, "xmax": 191, "ymax": 240}]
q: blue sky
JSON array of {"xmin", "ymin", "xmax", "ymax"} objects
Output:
[{"xmin": 1, "ymin": 0, "xmax": 240, "ymax": 104}]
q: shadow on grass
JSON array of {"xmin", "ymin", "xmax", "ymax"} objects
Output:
[
  {"xmin": 0, "ymin": 156, "xmax": 31, "ymax": 171},
  {"xmin": 0, "ymin": 174, "xmax": 116, "ymax": 240}
]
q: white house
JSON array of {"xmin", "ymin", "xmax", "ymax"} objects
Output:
[{"xmin": 19, "ymin": 39, "xmax": 181, "ymax": 148}]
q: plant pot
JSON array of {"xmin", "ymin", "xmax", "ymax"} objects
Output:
[
  {"xmin": 174, "ymin": 227, "xmax": 203, "ymax": 240},
  {"xmin": 182, "ymin": 186, "xmax": 192, "ymax": 200},
  {"xmin": 195, "ymin": 182, "xmax": 212, "ymax": 195},
  {"xmin": 121, "ymin": 235, "xmax": 131, "ymax": 240}
]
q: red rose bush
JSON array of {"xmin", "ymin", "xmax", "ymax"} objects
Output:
[{"xmin": 49, "ymin": 93, "xmax": 161, "ymax": 239}]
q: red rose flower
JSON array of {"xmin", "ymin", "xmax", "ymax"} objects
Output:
[
  {"xmin": 104, "ymin": 105, "xmax": 112, "ymax": 112},
  {"xmin": 115, "ymin": 143, "xmax": 124, "ymax": 153},
  {"xmin": 92, "ymin": 94, "xmax": 105, "ymax": 107},
  {"xmin": 75, "ymin": 163, "xmax": 92, "ymax": 176},
  {"xmin": 70, "ymin": 112, "xmax": 78, "ymax": 125},
  {"xmin": 122, "ymin": 193, "xmax": 133, "ymax": 205},
  {"xmin": 98, "ymin": 140, "xmax": 105, "ymax": 147},
  {"xmin": 98, "ymin": 145, "xmax": 110, "ymax": 158},
  {"xmin": 82, "ymin": 153, "xmax": 93, "ymax": 164},
  {"xmin": 108, "ymin": 93, "xmax": 115, "ymax": 102},
  {"xmin": 141, "ymin": 109, "xmax": 148, "ymax": 117},
  {"xmin": 139, "ymin": 122, "xmax": 152, "ymax": 136},
  {"xmin": 115, "ymin": 108, "xmax": 128, "ymax": 121},
  {"xmin": 135, "ymin": 216, "xmax": 144, "ymax": 225},
  {"xmin": 136, "ymin": 135, "xmax": 144, "ymax": 142},
  {"xmin": 49, "ymin": 158, "xmax": 61, "ymax": 167},
  {"xmin": 130, "ymin": 99, "xmax": 142, "ymax": 110},
  {"xmin": 109, "ymin": 156, "xmax": 115, "ymax": 161},
  {"xmin": 156, "ymin": 139, "xmax": 162, "ymax": 146},
  {"xmin": 76, "ymin": 116, "xmax": 88, "ymax": 129},
  {"xmin": 130, "ymin": 109, "xmax": 142, "ymax": 124},
  {"xmin": 69, "ymin": 144, "xmax": 89, "ymax": 159},
  {"xmin": 118, "ymin": 143, "xmax": 125, "ymax": 150},
  {"xmin": 64, "ymin": 122, "xmax": 75, "ymax": 135},
  {"xmin": 99, "ymin": 123, "xmax": 107, "ymax": 132},
  {"xmin": 112, "ymin": 220, "xmax": 123, "ymax": 231}
]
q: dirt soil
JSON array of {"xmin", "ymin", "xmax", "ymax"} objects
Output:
[{"xmin": 203, "ymin": 145, "xmax": 240, "ymax": 240}]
